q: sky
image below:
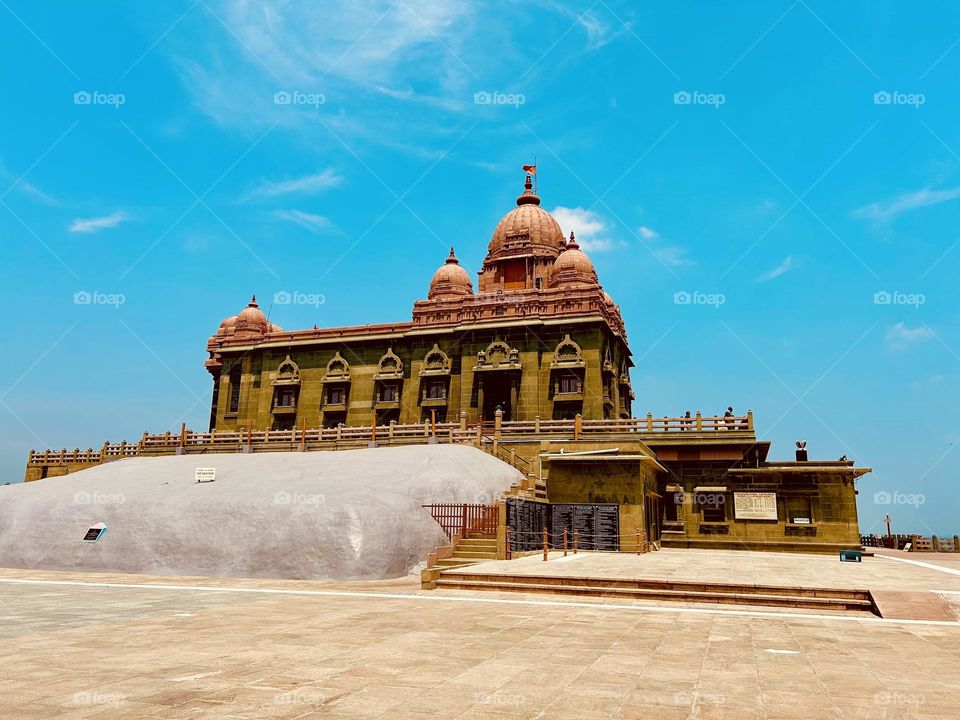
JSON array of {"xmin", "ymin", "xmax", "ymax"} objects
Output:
[{"xmin": 0, "ymin": 1, "xmax": 957, "ymax": 536}]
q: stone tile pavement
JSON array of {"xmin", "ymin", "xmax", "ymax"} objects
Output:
[{"xmin": 1, "ymin": 564, "xmax": 958, "ymax": 719}]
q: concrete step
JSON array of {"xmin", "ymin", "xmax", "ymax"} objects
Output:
[
  {"xmin": 433, "ymin": 573, "xmax": 876, "ymax": 614},
  {"xmin": 434, "ymin": 559, "xmax": 476, "ymax": 569},
  {"xmin": 458, "ymin": 538, "xmax": 497, "ymax": 548},
  {"xmin": 451, "ymin": 551, "xmax": 498, "ymax": 560}
]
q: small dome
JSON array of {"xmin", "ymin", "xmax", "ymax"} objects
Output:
[
  {"xmin": 217, "ymin": 314, "xmax": 238, "ymax": 335},
  {"xmin": 233, "ymin": 295, "xmax": 269, "ymax": 336},
  {"xmin": 429, "ymin": 247, "xmax": 473, "ymax": 299},
  {"xmin": 549, "ymin": 232, "xmax": 599, "ymax": 288},
  {"xmin": 487, "ymin": 175, "xmax": 566, "ymax": 259}
]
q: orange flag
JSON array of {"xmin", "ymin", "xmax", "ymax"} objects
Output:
[{"xmin": 522, "ymin": 164, "xmax": 537, "ymax": 174}]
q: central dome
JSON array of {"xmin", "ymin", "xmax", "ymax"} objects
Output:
[{"xmin": 487, "ymin": 175, "xmax": 566, "ymax": 259}]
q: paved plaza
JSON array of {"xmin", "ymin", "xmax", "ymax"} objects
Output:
[{"xmin": 4, "ymin": 550, "xmax": 960, "ymax": 719}]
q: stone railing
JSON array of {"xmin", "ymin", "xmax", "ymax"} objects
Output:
[{"xmin": 25, "ymin": 411, "xmax": 753, "ymax": 481}]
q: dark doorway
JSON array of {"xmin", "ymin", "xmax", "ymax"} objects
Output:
[{"xmin": 481, "ymin": 375, "xmax": 512, "ymax": 421}]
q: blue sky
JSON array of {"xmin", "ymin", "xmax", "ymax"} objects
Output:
[{"xmin": 1, "ymin": 1, "xmax": 957, "ymax": 535}]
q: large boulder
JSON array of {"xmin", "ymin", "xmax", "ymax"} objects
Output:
[{"xmin": 0, "ymin": 445, "xmax": 521, "ymax": 580}]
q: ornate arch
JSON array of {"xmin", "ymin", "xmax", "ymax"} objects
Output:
[
  {"xmin": 420, "ymin": 343, "xmax": 451, "ymax": 376},
  {"xmin": 550, "ymin": 334, "xmax": 584, "ymax": 368},
  {"xmin": 271, "ymin": 354, "xmax": 301, "ymax": 385},
  {"xmin": 374, "ymin": 347, "xmax": 404, "ymax": 379},
  {"xmin": 476, "ymin": 339, "xmax": 520, "ymax": 370},
  {"xmin": 323, "ymin": 351, "xmax": 351, "ymax": 382}
]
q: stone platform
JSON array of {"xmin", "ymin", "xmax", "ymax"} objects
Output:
[
  {"xmin": 3, "ymin": 551, "xmax": 960, "ymax": 719},
  {"xmin": 433, "ymin": 548, "xmax": 960, "ymax": 620}
]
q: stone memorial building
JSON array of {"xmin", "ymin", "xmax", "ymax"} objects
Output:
[{"xmin": 205, "ymin": 174, "xmax": 634, "ymax": 431}]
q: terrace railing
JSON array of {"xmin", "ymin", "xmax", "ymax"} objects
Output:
[{"xmin": 27, "ymin": 411, "xmax": 754, "ymax": 475}]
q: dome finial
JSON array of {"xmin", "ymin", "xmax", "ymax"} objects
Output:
[
  {"xmin": 567, "ymin": 231, "xmax": 579, "ymax": 250},
  {"xmin": 516, "ymin": 173, "xmax": 541, "ymax": 207},
  {"xmin": 249, "ymin": 294, "xmax": 258, "ymax": 306},
  {"xmin": 445, "ymin": 246, "xmax": 459, "ymax": 264}
]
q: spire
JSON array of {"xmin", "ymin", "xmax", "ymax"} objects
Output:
[
  {"xmin": 516, "ymin": 173, "xmax": 541, "ymax": 206},
  {"xmin": 248, "ymin": 294, "xmax": 258, "ymax": 307},
  {"xmin": 445, "ymin": 246, "xmax": 459, "ymax": 264},
  {"xmin": 566, "ymin": 231, "xmax": 579, "ymax": 250}
]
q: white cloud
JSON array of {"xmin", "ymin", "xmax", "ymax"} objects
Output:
[
  {"xmin": 885, "ymin": 322, "xmax": 934, "ymax": 351},
  {"xmin": 551, "ymin": 206, "xmax": 612, "ymax": 251},
  {"xmin": 273, "ymin": 209, "xmax": 336, "ymax": 233},
  {"xmin": 634, "ymin": 225, "xmax": 693, "ymax": 267},
  {"xmin": 854, "ymin": 186, "xmax": 960, "ymax": 223},
  {"xmin": 756, "ymin": 255, "xmax": 795, "ymax": 282},
  {"xmin": 246, "ymin": 169, "xmax": 343, "ymax": 200},
  {"xmin": 68, "ymin": 212, "xmax": 130, "ymax": 234}
]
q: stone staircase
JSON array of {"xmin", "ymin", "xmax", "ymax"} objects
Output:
[
  {"xmin": 434, "ymin": 535, "xmax": 499, "ymax": 570},
  {"xmin": 432, "ymin": 571, "xmax": 877, "ymax": 614}
]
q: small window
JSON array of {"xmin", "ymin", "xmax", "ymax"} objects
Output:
[
  {"xmin": 379, "ymin": 382, "xmax": 398, "ymax": 402},
  {"xmin": 228, "ymin": 367, "xmax": 241, "ymax": 413},
  {"xmin": 698, "ymin": 493, "xmax": 726, "ymax": 522},
  {"xmin": 327, "ymin": 386, "xmax": 346, "ymax": 405},
  {"xmin": 425, "ymin": 380, "xmax": 446, "ymax": 400},
  {"xmin": 559, "ymin": 375, "xmax": 580, "ymax": 394},
  {"xmin": 786, "ymin": 497, "xmax": 813, "ymax": 524},
  {"xmin": 275, "ymin": 387, "xmax": 297, "ymax": 408}
]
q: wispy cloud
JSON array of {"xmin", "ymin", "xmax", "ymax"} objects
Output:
[
  {"xmin": 273, "ymin": 209, "xmax": 336, "ymax": 234},
  {"xmin": 756, "ymin": 255, "xmax": 795, "ymax": 282},
  {"xmin": 636, "ymin": 225, "xmax": 693, "ymax": 267},
  {"xmin": 551, "ymin": 206, "xmax": 612, "ymax": 251},
  {"xmin": 246, "ymin": 169, "xmax": 343, "ymax": 200},
  {"xmin": 853, "ymin": 186, "xmax": 960, "ymax": 223},
  {"xmin": 885, "ymin": 322, "xmax": 934, "ymax": 351},
  {"xmin": 68, "ymin": 212, "xmax": 130, "ymax": 234}
]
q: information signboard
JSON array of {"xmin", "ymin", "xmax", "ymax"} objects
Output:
[{"xmin": 733, "ymin": 492, "xmax": 778, "ymax": 520}]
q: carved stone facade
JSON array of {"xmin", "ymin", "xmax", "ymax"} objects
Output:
[{"xmin": 205, "ymin": 176, "xmax": 634, "ymax": 431}]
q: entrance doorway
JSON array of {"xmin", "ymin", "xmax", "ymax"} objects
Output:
[{"xmin": 481, "ymin": 374, "xmax": 513, "ymax": 421}]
